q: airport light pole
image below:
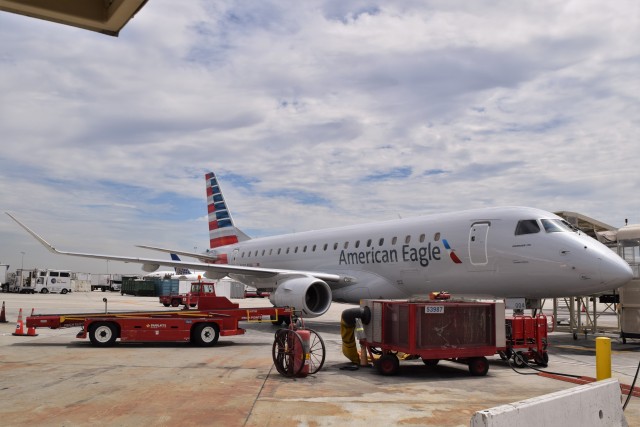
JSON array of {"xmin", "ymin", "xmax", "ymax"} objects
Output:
[{"xmin": 20, "ymin": 251, "xmax": 25, "ymax": 270}]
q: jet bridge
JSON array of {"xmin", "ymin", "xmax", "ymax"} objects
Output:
[
  {"xmin": 617, "ymin": 224, "xmax": 640, "ymax": 342},
  {"xmin": 550, "ymin": 212, "xmax": 636, "ymax": 339}
]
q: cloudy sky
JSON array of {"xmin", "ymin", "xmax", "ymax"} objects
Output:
[{"xmin": 1, "ymin": 1, "xmax": 638, "ymax": 275}]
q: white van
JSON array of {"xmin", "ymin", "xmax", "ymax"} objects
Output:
[{"xmin": 35, "ymin": 269, "xmax": 72, "ymax": 294}]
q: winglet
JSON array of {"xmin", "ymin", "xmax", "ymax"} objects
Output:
[{"xmin": 5, "ymin": 212, "xmax": 61, "ymax": 254}]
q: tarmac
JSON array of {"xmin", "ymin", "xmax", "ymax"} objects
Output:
[{"xmin": 0, "ymin": 291, "xmax": 639, "ymax": 427}]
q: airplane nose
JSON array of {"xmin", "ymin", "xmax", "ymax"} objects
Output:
[{"xmin": 599, "ymin": 255, "xmax": 633, "ymax": 288}]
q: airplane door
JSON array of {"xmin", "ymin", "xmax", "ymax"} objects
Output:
[{"xmin": 469, "ymin": 221, "xmax": 490, "ymax": 266}]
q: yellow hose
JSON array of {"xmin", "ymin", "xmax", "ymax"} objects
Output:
[{"xmin": 341, "ymin": 319, "xmax": 360, "ymax": 363}]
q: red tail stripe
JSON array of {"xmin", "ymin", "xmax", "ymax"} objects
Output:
[{"xmin": 210, "ymin": 236, "xmax": 238, "ymax": 248}]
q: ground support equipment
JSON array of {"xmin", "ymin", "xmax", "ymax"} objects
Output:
[
  {"xmin": 359, "ymin": 299, "xmax": 503, "ymax": 377},
  {"xmin": 25, "ymin": 294, "xmax": 292, "ymax": 347},
  {"xmin": 271, "ymin": 318, "xmax": 326, "ymax": 378},
  {"xmin": 497, "ymin": 314, "xmax": 549, "ymax": 367}
]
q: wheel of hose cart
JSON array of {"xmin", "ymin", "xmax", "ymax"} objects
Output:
[
  {"xmin": 376, "ymin": 353, "xmax": 400, "ymax": 376},
  {"xmin": 468, "ymin": 357, "xmax": 489, "ymax": 376},
  {"xmin": 535, "ymin": 351, "xmax": 549, "ymax": 367},
  {"xmin": 88, "ymin": 322, "xmax": 118, "ymax": 347},
  {"xmin": 498, "ymin": 349, "xmax": 512, "ymax": 361},
  {"xmin": 272, "ymin": 329, "xmax": 306, "ymax": 377},
  {"xmin": 306, "ymin": 329, "xmax": 326, "ymax": 374},
  {"xmin": 513, "ymin": 351, "xmax": 527, "ymax": 368}
]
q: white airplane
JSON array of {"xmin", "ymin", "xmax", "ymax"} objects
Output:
[
  {"xmin": 143, "ymin": 254, "xmax": 205, "ymax": 281},
  {"xmin": 6, "ymin": 171, "xmax": 633, "ymax": 318}
]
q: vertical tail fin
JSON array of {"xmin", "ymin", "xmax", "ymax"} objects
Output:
[
  {"xmin": 205, "ymin": 171, "xmax": 250, "ymax": 249},
  {"xmin": 171, "ymin": 254, "xmax": 192, "ymax": 275}
]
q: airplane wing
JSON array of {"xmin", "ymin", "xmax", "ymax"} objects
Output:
[
  {"xmin": 135, "ymin": 244, "xmax": 219, "ymax": 263},
  {"xmin": 6, "ymin": 213, "xmax": 343, "ymax": 285}
]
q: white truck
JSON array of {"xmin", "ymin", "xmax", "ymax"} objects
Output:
[{"xmin": 33, "ymin": 269, "xmax": 72, "ymax": 294}]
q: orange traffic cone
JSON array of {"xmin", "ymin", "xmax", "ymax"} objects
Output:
[
  {"xmin": 0, "ymin": 301, "xmax": 7, "ymax": 323},
  {"xmin": 27, "ymin": 308, "xmax": 38, "ymax": 336},
  {"xmin": 12, "ymin": 308, "xmax": 26, "ymax": 336}
]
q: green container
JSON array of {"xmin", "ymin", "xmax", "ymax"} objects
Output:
[{"xmin": 121, "ymin": 278, "xmax": 157, "ymax": 296}]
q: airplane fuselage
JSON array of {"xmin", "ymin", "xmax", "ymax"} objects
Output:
[{"xmin": 216, "ymin": 207, "xmax": 630, "ymax": 303}]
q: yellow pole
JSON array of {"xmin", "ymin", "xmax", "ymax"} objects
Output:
[{"xmin": 595, "ymin": 337, "xmax": 612, "ymax": 380}]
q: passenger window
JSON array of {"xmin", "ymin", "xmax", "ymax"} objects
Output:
[
  {"xmin": 379, "ymin": 238, "xmax": 384, "ymax": 246},
  {"xmin": 344, "ymin": 242, "xmax": 349, "ymax": 249},
  {"xmin": 434, "ymin": 232, "xmax": 440, "ymax": 241},
  {"xmin": 303, "ymin": 246, "xmax": 307, "ymax": 252},
  {"xmin": 355, "ymin": 240, "xmax": 360, "ymax": 248},
  {"xmin": 269, "ymin": 249, "xmax": 273, "ymax": 255},
  {"xmin": 323, "ymin": 244, "xmax": 328, "ymax": 251},
  {"xmin": 312, "ymin": 245, "xmax": 316, "ymax": 252},
  {"xmin": 295, "ymin": 247, "xmax": 299, "ymax": 253},
  {"xmin": 334, "ymin": 243, "xmax": 338, "ymax": 250},
  {"xmin": 286, "ymin": 248, "xmax": 290, "ymax": 254},
  {"xmin": 50, "ymin": 272, "xmax": 59, "ymax": 277},
  {"xmin": 61, "ymin": 272, "xmax": 70, "ymax": 277},
  {"xmin": 515, "ymin": 220, "xmax": 541, "ymax": 235},
  {"xmin": 419, "ymin": 234, "xmax": 425, "ymax": 243},
  {"xmin": 392, "ymin": 237, "xmax": 397, "ymax": 245},
  {"xmin": 405, "ymin": 235, "xmax": 411, "ymax": 244},
  {"xmin": 367, "ymin": 239, "xmax": 372, "ymax": 247}
]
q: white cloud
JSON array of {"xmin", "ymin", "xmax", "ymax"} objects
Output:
[{"xmin": 0, "ymin": 0, "xmax": 639, "ymax": 273}]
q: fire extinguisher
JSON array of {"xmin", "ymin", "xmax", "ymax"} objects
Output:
[{"xmin": 294, "ymin": 329, "xmax": 311, "ymax": 377}]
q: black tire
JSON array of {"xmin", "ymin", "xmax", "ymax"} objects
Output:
[
  {"xmin": 192, "ymin": 323, "xmax": 219, "ymax": 347},
  {"xmin": 270, "ymin": 314, "xmax": 284, "ymax": 326},
  {"xmin": 171, "ymin": 299, "xmax": 180, "ymax": 308},
  {"xmin": 498, "ymin": 349, "xmax": 513, "ymax": 361},
  {"xmin": 40, "ymin": 288, "xmax": 49, "ymax": 294},
  {"xmin": 88, "ymin": 322, "xmax": 118, "ymax": 347},
  {"xmin": 513, "ymin": 351, "xmax": 527, "ymax": 368},
  {"xmin": 163, "ymin": 303, "xmax": 170, "ymax": 307},
  {"xmin": 422, "ymin": 359, "xmax": 440, "ymax": 367},
  {"xmin": 537, "ymin": 351, "xmax": 549, "ymax": 367},
  {"xmin": 468, "ymin": 357, "xmax": 489, "ymax": 376},
  {"xmin": 61, "ymin": 289, "xmax": 68, "ymax": 294},
  {"xmin": 376, "ymin": 353, "xmax": 400, "ymax": 376}
]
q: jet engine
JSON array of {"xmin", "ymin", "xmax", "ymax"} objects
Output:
[{"xmin": 269, "ymin": 276, "xmax": 332, "ymax": 318}]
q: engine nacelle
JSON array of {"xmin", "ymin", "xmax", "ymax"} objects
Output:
[
  {"xmin": 269, "ymin": 276, "xmax": 332, "ymax": 318},
  {"xmin": 142, "ymin": 263, "xmax": 160, "ymax": 272}
]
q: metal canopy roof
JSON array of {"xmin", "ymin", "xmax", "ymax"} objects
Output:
[
  {"xmin": 0, "ymin": 0, "xmax": 148, "ymax": 37},
  {"xmin": 554, "ymin": 210, "xmax": 619, "ymax": 244}
]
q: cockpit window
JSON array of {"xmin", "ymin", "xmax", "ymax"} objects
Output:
[
  {"xmin": 541, "ymin": 219, "xmax": 574, "ymax": 233},
  {"xmin": 515, "ymin": 219, "xmax": 541, "ymax": 235}
]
